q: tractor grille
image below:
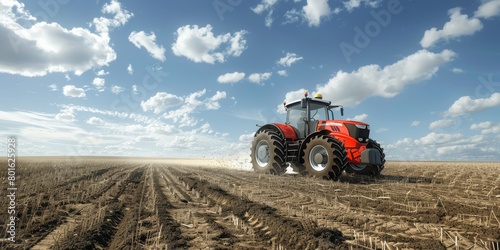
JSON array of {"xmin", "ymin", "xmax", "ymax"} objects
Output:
[{"xmin": 345, "ymin": 124, "xmax": 370, "ymax": 143}]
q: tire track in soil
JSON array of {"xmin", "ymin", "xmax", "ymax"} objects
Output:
[
  {"xmin": 172, "ymin": 166, "xmax": 451, "ymax": 249},
  {"xmin": 22, "ymin": 166, "xmax": 129, "ymax": 249},
  {"xmin": 152, "ymin": 166, "xmax": 189, "ymax": 249},
  {"xmin": 52, "ymin": 167, "xmax": 142, "ymax": 250},
  {"xmin": 168, "ymin": 167, "xmax": 348, "ymax": 250},
  {"xmin": 156, "ymin": 166, "xmax": 270, "ymax": 249}
]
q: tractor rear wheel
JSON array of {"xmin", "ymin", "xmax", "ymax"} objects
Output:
[
  {"xmin": 250, "ymin": 130, "xmax": 286, "ymax": 175},
  {"xmin": 302, "ymin": 135, "xmax": 347, "ymax": 180},
  {"xmin": 345, "ymin": 139, "xmax": 385, "ymax": 176}
]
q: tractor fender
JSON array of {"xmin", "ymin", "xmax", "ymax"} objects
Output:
[
  {"xmin": 255, "ymin": 123, "xmax": 298, "ymax": 141},
  {"xmin": 298, "ymin": 130, "xmax": 332, "ymax": 163}
]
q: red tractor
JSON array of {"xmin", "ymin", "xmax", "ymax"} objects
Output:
[{"xmin": 250, "ymin": 92, "xmax": 385, "ymax": 180}]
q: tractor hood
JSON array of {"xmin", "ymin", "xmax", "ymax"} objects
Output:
[{"xmin": 318, "ymin": 120, "xmax": 370, "ymax": 143}]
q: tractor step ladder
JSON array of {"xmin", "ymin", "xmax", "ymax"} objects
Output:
[{"xmin": 286, "ymin": 142, "xmax": 301, "ymax": 162}]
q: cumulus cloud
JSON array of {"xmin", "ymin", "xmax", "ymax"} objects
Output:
[
  {"xmin": 414, "ymin": 132, "xmax": 463, "ymax": 146},
  {"xmin": 344, "ymin": 0, "xmax": 382, "ymax": 12},
  {"xmin": 141, "ymin": 92, "xmax": 184, "ymax": 114},
  {"xmin": 290, "ymin": 49, "xmax": 456, "ymax": 107},
  {"xmin": 49, "ymin": 84, "xmax": 58, "ymax": 91},
  {"xmin": 445, "ymin": 92, "xmax": 500, "ymax": 117},
  {"xmin": 127, "ymin": 64, "xmax": 133, "ymax": 74},
  {"xmin": 111, "ymin": 85, "xmax": 124, "ymax": 94},
  {"xmin": 92, "ymin": 77, "xmax": 105, "ymax": 92},
  {"xmin": 411, "ymin": 121, "xmax": 421, "ymax": 127},
  {"xmin": 420, "ymin": 8, "xmax": 483, "ymax": 48},
  {"xmin": 303, "ymin": 0, "xmax": 332, "ymax": 27},
  {"xmin": 63, "ymin": 85, "xmax": 86, "ymax": 98},
  {"xmin": 277, "ymin": 70, "xmax": 288, "ymax": 76},
  {"xmin": 429, "ymin": 119, "xmax": 457, "ymax": 129},
  {"xmin": 248, "ymin": 72, "xmax": 272, "ymax": 84},
  {"xmin": 471, "ymin": 121, "xmax": 500, "ymax": 134},
  {"xmin": 86, "ymin": 117, "xmax": 106, "ymax": 125},
  {"xmin": 475, "ymin": 0, "xmax": 500, "ymax": 19},
  {"xmin": 162, "ymin": 89, "xmax": 227, "ymax": 126},
  {"xmin": 278, "ymin": 52, "xmax": 303, "ymax": 67},
  {"xmin": 0, "ymin": 0, "xmax": 131, "ymax": 77},
  {"xmin": 347, "ymin": 113, "xmax": 368, "ymax": 122},
  {"xmin": 205, "ymin": 91, "xmax": 227, "ymax": 110},
  {"xmin": 171, "ymin": 24, "xmax": 247, "ymax": 64},
  {"xmin": 252, "ymin": 0, "xmax": 278, "ymax": 14},
  {"xmin": 251, "ymin": 0, "xmax": 278, "ymax": 27},
  {"xmin": 217, "ymin": 72, "xmax": 246, "ymax": 84},
  {"xmin": 129, "ymin": 31, "xmax": 166, "ymax": 61}
]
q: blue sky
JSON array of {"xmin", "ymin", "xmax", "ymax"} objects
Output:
[{"xmin": 1, "ymin": 0, "xmax": 499, "ymax": 161}]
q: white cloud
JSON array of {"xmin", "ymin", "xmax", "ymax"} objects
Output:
[
  {"xmin": 0, "ymin": 0, "xmax": 132, "ymax": 77},
  {"xmin": 217, "ymin": 72, "xmax": 246, "ymax": 84},
  {"xmin": 344, "ymin": 0, "xmax": 382, "ymax": 12},
  {"xmin": 92, "ymin": 77, "xmax": 105, "ymax": 92},
  {"xmin": 277, "ymin": 70, "xmax": 288, "ymax": 76},
  {"xmin": 471, "ymin": 121, "xmax": 500, "ymax": 134},
  {"xmin": 127, "ymin": 64, "xmax": 133, "ymax": 74},
  {"xmin": 162, "ymin": 89, "xmax": 227, "ymax": 126},
  {"xmin": 129, "ymin": 31, "xmax": 166, "ymax": 61},
  {"xmin": 92, "ymin": 0, "xmax": 133, "ymax": 36},
  {"xmin": 96, "ymin": 70, "xmax": 109, "ymax": 76},
  {"xmin": 171, "ymin": 24, "xmax": 247, "ymax": 64},
  {"xmin": 411, "ymin": 121, "xmax": 421, "ymax": 126},
  {"xmin": 420, "ymin": 8, "xmax": 483, "ymax": 48},
  {"xmin": 111, "ymin": 85, "xmax": 124, "ymax": 94},
  {"xmin": 445, "ymin": 92, "xmax": 500, "ymax": 117},
  {"xmin": 451, "ymin": 67, "xmax": 464, "ymax": 73},
  {"xmin": 251, "ymin": 0, "xmax": 279, "ymax": 27},
  {"xmin": 251, "ymin": 0, "xmax": 278, "ymax": 14},
  {"xmin": 55, "ymin": 108, "xmax": 76, "ymax": 122},
  {"xmin": 63, "ymin": 85, "xmax": 86, "ymax": 98},
  {"xmin": 429, "ymin": 119, "xmax": 457, "ymax": 129},
  {"xmin": 347, "ymin": 113, "xmax": 368, "ymax": 122},
  {"xmin": 205, "ymin": 91, "xmax": 227, "ymax": 110},
  {"xmin": 141, "ymin": 92, "xmax": 184, "ymax": 114},
  {"xmin": 414, "ymin": 132, "xmax": 463, "ymax": 146},
  {"xmin": 49, "ymin": 84, "xmax": 58, "ymax": 91},
  {"xmin": 306, "ymin": 49, "xmax": 455, "ymax": 107},
  {"xmin": 278, "ymin": 52, "xmax": 303, "ymax": 67},
  {"xmin": 87, "ymin": 117, "xmax": 106, "ymax": 125},
  {"xmin": 248, "ymin": 72, "xmax": 272, "ymax": 84},
  {"xmin": 471, "ymin": 121, "xmax": 493, "ymax": 130},
  {"xmin": 475, "ymin": 0, "xmax": 500, "ymax": 19},
  {"xmin": 303, "ymin": 0, "xmax": 332, "ymax": 27}
]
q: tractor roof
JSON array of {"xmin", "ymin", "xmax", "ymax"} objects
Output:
[{"xmin": 285, "ymin": 98, "xmax": 331, "ymax": 108}]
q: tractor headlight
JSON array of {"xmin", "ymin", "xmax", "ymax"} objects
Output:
[{"xmin": 355, "ymin": 124, "xmax": 367, "ymax": 129}]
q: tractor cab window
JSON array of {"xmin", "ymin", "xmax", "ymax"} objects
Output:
[
  {"xmin": 286, "ymin": 101, "xmax": 329, "ymax": 138},
  {"xmin": 287, "ymin": 105, "xmax": 306, "ymax": 128},
  {"xmin": 309, "ymin": 102, "xmax": 328, "ymax": 121}
]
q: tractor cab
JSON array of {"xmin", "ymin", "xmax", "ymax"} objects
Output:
[{"xmin": 285, "ymin": 92, "xmax": 344, "ymax": 139}]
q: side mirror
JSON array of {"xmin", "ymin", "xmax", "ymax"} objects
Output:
[
  {"xmin": 301, "ymin": 98, "xmax": 307, "ymax": 108},
  {"xmin": 340, "ymin": 107, "xmax": 344, "ymax": 116}
]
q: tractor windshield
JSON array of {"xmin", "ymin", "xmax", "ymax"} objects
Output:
[{"xmin": 286, "ymin": 101, "xmax": 329, "ymax": 127}]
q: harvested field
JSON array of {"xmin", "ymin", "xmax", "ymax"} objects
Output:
[{"xmin": 1, "ymin": 157, "xmax": 499, "ymax": 249}]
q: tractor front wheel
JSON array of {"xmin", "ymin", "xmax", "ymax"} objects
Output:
[
  {"xmin": 345, "ymin": 139, "xmax": 385, "ymax": 176},
  {"xmin": 250, "ymin": 130, "xmax": 286, "ymax": 175},
  {"xmin": 302, "ymin": 135, "xmax": 347, "ymax": 180}
]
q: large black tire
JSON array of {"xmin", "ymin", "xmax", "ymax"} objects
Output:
[
  {"xmin": 345, "ymin": 139, "xmax": 385, "ymax": 176},
  {"xmin": 302, "ymin": 135, "xmax": 347, "ymax": 180},
  {"xmin": 250, "ymin": 130, "xmax": 287, "ymax": 175}
]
